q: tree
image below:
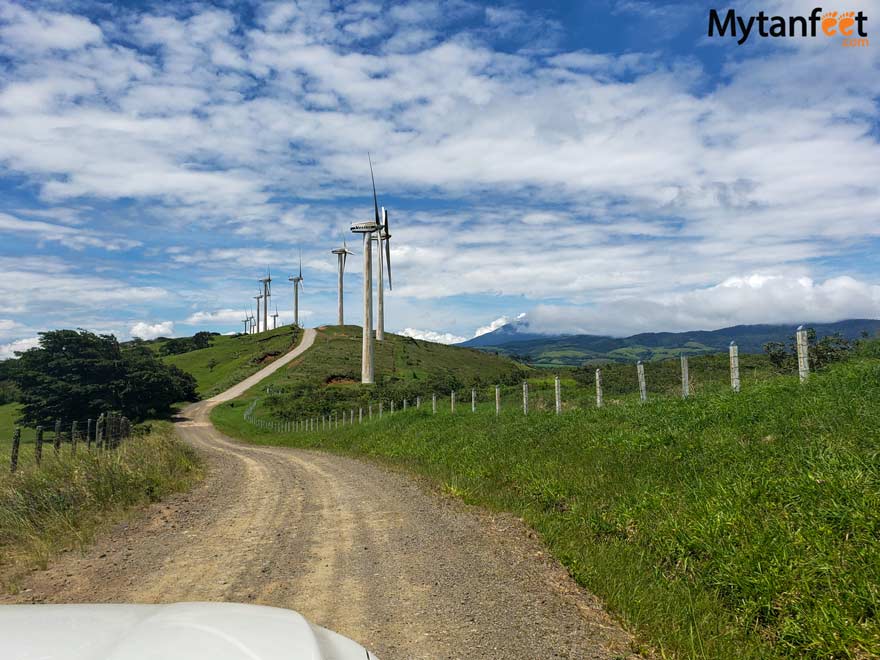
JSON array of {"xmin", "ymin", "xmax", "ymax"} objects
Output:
[
  {"xmin": 763, "ymin": 329, "xmax": 853, "ymax": 372},
  {"xmin": 11, "ymin": 329, "xmax": 197, "ymax": 425}
]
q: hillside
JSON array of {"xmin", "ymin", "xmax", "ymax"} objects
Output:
[
  {"xmin": 212, "ymin": 324, "xmax": 526, "ymax": 423},
  {"xmin": 160, "ymin": 326, "xmax": 301, "ymax": 398},
  {"xmin": 463, "ymin": 319, "xmax": 880, "ymax": 366}
]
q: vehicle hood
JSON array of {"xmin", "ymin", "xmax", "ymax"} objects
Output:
[{"xmin": 0, "ymin": 602, "xmax": 374, "ymax": 660}]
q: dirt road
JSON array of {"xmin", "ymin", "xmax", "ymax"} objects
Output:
[{"xmin": 4, "ymin": 328, "xmax": 636, "ymax": 659}]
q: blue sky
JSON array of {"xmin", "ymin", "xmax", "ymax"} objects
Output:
[{"xmin": 1, "ymin": 0, "xmax": 879, "ymax": 355}]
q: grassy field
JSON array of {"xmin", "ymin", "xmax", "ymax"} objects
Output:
[
  {"xmin": 0, "ymin": 422, "xmax": 201, "ymax": 587},
  {"xmin": 213, "ymin": 342, "xmax": 880, "ymax": 658},
  {"xmin": 161, "ymin": 325, "xmax": 301, "ymax": 397}
]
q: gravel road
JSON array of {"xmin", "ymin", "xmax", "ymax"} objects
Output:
[{"xmin": 4, "ymin": 329, "xmax": 637, "ymax": 659}]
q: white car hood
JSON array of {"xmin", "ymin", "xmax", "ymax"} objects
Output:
[{"xmin": 0, "ymin": 602, "xmax": 374, "ymax": 660}]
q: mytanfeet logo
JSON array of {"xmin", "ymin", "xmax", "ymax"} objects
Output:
[{"xmin": 709, "ymin": 7, "xmax": 869, "ymax": 46}]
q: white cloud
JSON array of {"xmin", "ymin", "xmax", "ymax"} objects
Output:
[
  {"xmin": 0, "ymin": 336, "xmax": 39, "ymax": 360},
  {"xmin": 399, "ymin": 327, "xmax": 467, "ymax": 344},
  {"xmin": 473, "ymin": 315, "xmax": 511, "ymax": 337},
  {"xmin": 184, "ymin": 308, "xmax": 245, "ymax": 325},
  {"xmin": 130, "ymin": 321, "xmax": 174, "ymax": 340}
]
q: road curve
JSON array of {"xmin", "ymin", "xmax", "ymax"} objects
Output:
[{"xmin": 3, "ymin": 328, "xmax": 636, "ymax": 659}]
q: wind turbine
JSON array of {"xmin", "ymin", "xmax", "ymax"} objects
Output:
[
  {"xmin": 331, "ymin": 237, "xmax": 354, "ymax": 326},
  {"xmin": 350, "ymin": 155, "xmax": 383, "ymax": 384},
  {"xmin": 259, "ymin": 269, "xmax": 271, "ymax": 333},
  {"xmin": 253, "ymin": 290, "xmax": 263, "ymax": 333},
  {"xmin": 271, "ymin": 306, "xmax": 279, "ymax": 330},
  {"xmin": 288, "ymin": 251, "xmax": 304, "ymax": 327},
  {"xmin": 373, "ymin": 206, "xmax": 393, "ymax": 341},
  {"xmin": 241, "ymin": 310, "xmax": 249, "ymax": 335}
]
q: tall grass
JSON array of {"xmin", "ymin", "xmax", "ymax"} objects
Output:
[
  {"xmin": 214, "ymin": 357, "xmax": 880, "ymax": 658},
  {"xmin": 0, "ymin": 423, "xmax": 201, "ymax": 584}
]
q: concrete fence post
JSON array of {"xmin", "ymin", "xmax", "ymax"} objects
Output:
[
  {"xmin": 451, "ymin": 391, "xmax": 456, "ymax": 414},
  {"xmin": 522, "ymin": 381, "xmax": 529, "ymax": 415},
  {"xmin": 416, "ymin": 396, "xmax": 421, "ymax": 409},
  {"xmin": 680, "ymin": 354, "xmax": 689, "ymax": 398},
  {"xmin": 403, "ymin": 399, "xmax": 408, "ymax": 411},
  {"xmin": 729, "ymin": 341, "xmax": 741, "ymax": 392},
  {"xmin": 471, "ymin": 388, "xmax": 476, "ymax": 412},
  {"xmin": 35, "ymin": 426, "xmax": 43, "ymax": 466},
  {"xmin": 10, "ymin": 427, "xmax": 21, "ymax": 473},
  {"xmin": 379, "ymin": 402, "xmax": 384, "ymax": 419},
  {"xmin": 391, "ymin": 401, "xmax": 395, "ymax": 415},
  {"xmin": 432, "ymin": 393, "xmax": 437, "ymax": 414},
  {"xmin": 495, "ymin": 385, "xmax": 501, "ymax": 416},
  {"xmin": 369, "ymin": 404, "xmax": 373, "ymax": 420},
  {"xmin": 54, "ymin": 419, "xmax": 62, "ymax": 455},
  {"xmin": 796, "ymin": 325, "xmax": 810, "ymax": 382},
  {"xmin": 637, "ymin": 361, "xmax": 647, "ymax": 402},
  {"xmin": 554, "ymin": 375, "xmax": 561, "ymax": 415},
  {"xmin": 595, "ymin": 369, "xmax": 603, "ymax": 408}
]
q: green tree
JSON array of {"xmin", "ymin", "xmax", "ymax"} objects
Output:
[{"xmin": 11, "ymin": 329, "xmax": 196, "ymax": 425}]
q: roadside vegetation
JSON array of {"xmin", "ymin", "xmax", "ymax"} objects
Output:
[
  {"xmin": 214, "ymin": 335, "xmax": 880, "ymax": 659},
  {"xmin": 0, "ymin": 422, "xmax": 201, "ymax": 588}
]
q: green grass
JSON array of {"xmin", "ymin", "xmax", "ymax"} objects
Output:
[
  {"xmin": 162, "ymin": 326, "xmax": 301, "ymax": 397},
  {"xmin": 0, "ymin": 403, "xmax": 35, "ymax": 456},
  {"xmin": 213, "ymin": 345, "xmax": 880, "ymax": 658},
  {"xmin": 0, "ymin": 422, "xmax": 202, "ymax": 586}
]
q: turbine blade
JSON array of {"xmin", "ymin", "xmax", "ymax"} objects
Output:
[
  {"xmin": 383, "ymin": 208, "xmax": 392, "ymax": 290},
  {"xmin": 368, "ymin": 153, "xmax": 380, "ymax": 225}
]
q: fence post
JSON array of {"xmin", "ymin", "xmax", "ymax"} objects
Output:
[
  {"xmin": 369, "ymin": 404, "xmax": 373, "ymax": 420},
  {"xmin": 403, "ymin": 399, "xmax": 408, "ymax": 411},
  {"xmin": 35, "ymin": 426, "xmax": 43, "ymax": 466},
  {"xmin": 390, "ymin": 401, "xmax": 395, "ymax": 415},
  {"xmin": 451, "ymin": 390, "xmax": 456, "ymax": 413},
  {"xmin": 595, "ymin": 369, "xmax": 603, "ymax": 408},
  {"xmin": 432, "ymin": 393, "xmax": 437, "ymax": 414},
  {"xmin": 522, "ymin": 381, "xmax": 529, "ymax": 415},
  {"xmin": 680, "ymin": 354, "xmax": 689, "ymax": 398},
  {"xmin": 379, "ymin": 402, "xmax": 384, "ymax": 419},
  {"xmin": 10, "ymin": 428, "xmax": 21, "ymax": 473},
  {"xmin": 729, "ymin": 341, "xmax": 740, "ymax": 392},
  {"xmin": 471, "ymin": 388, "xmax": 476, "ymax": 412},
  {"xmin": 86, "ymin": 418, "xmax": 93, "ymax": 450},
  {"xmin": 54, "ymin": 419, "xmax": 62, "ymax": 455},
  {"xmin": 351, "ymin": 410, "xmax": 355, "ymax": 425},
  {"xmin": 796, "ymin": 325, "xmax": 810, "ymax": 382},
  {"xmin": 71, "ymin": 420, "xmax": 78, "ymax": 455},
  {"xmin": 95, "ymin": 415, "xmax": 103, "ymax": 451},
  {"xmin": 359, "ymin": 407, "xmax": 363, "ymax": 423},
  {"xmin": 416, "ymin": 396, "xmax": 421, "ymax": 409},
  {"xmin": 495, "ymin": 385, "xmax": 501, "ymax": 416},
  {"xmin": 554, "ymin": 375, "xmax": 561, "ymax": 415},
  {"xmin": 637, "ymin": 361, "xmax": 647, "ymax": 402}
]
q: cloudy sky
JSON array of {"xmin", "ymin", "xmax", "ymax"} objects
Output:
[{"xmin": 1, "ymin": 0, "xmax": 879, "ymax": 356}]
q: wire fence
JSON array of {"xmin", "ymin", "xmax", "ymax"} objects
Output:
[
  {"xmin": 242, "ymin": 331, "xmax": 815, "ymax": 435},
  {"xmin": 7, "ymin": 412, "xmax": 134, "ymax": 473}
]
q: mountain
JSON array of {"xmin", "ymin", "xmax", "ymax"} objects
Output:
[
  {"xmin": 460, "ymin": 319, "xmax": 880, "ymax": 367},
  {"xmin": 461, "ymin": 317, "xmax": 565, "ymax": 347}
]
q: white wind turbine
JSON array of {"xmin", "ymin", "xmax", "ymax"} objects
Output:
[
  {"xmin": 288, "ymin": 250, "xmax": 304, "ymax": 327},
  {"xmin": 331, "ymin": 237, "xmax": 355, "ymax": 326}
]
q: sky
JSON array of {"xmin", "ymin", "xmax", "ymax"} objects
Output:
[{"xmin": 1, "ymin": 0, "xmax": 879, "ymax": 357}]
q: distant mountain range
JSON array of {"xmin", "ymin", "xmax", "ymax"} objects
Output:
[{"xmin": 459, "ymin": 319, "xmax": 880, "ymax": 367}]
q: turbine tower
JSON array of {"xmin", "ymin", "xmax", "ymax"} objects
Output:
[
  {"xmin": 288, "ymin": 251, "xmax": 304, "ymax": 327},
  {"xmin": 350, "ymin": 157, "xmax": 384, "ymax": 384},
  {"xmin": 373, "ymin": 206, "xmax": 393, "ymax": 341},
  {"xmin": 271, "ymin": 306, "xmax": 279, "ymax": 330},
  {"xmin": 241, "ymin": 310, "xmax": 249, "ymax": 335},
  {"xmin": 253, "ymin": 291, "xmax": 263, "ymax": 333},
  {"xmin": 259, "ymin": 269, "xmax": 271, "ymax": 333},
  {"xmin": 331, "ymin": 238, "xmax": 354, "ymax": 325}
]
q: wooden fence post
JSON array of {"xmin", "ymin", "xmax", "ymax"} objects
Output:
[
  {"xmin": 10, "ymin": 428, "xmax": 20, "ymax": 473},
  {"xmin": 35, "ymin": 426, "xmax": 43, "ymax": 466},
  {"xmin": 522, "ymin": 381, "xmax": 529, "ymax": 415},
  {"xmin": 637, "ymin": 361, "xmax": 647, "ymax": 402},
  {"xmin": 729, "ymin": 341, "xmax": 741, "ymax": 392},
  {"xmin": 495, "ymin": 385, "xmax": 501, "ymax": 416},
  {"xmin": 71, "ymin": 420, "xmax": 78, "ymax": 455},
  {"xmin": 680, "ymin": 354, "xmax": 689, "ymax": 398},
  {"xmin": 595, "ymin": 369, "xmax": 603, "ymax": 408},
  {"xmin": 432, "ymin": 393, "xmax": 437, "ymax": 414},
  {"xmin": 451, "ymin": 390, "xmax": 456, "ymax": 414},
  {"xmin": 95, "ymin": 415, "xmax": 103, "ymax": 451},
  {"xmin": 554, "ymin": 375, "xmax": 561, "ymax": 415},
  {"xmin": 471, "ymin": 388, "xmax": 476, "ymax": 413},
  {"xmin": 796, "ymin": 325, "xmax": 810, "ymax": 382},
  {"xmin": 86, "ymin": 418, "xmax": 93, "ymax": 450},
  {"xmin": 54, "ymin": 419, "xmax": 62, "ymax": 455}
]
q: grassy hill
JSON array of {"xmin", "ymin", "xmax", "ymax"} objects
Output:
[
  {"xmin": 159, "ymin": 326, "xmax": 301, "ymax": 398},
  {"xmin": 213, "ymin": 329, "xmax": 880, "ymax": 658}
]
